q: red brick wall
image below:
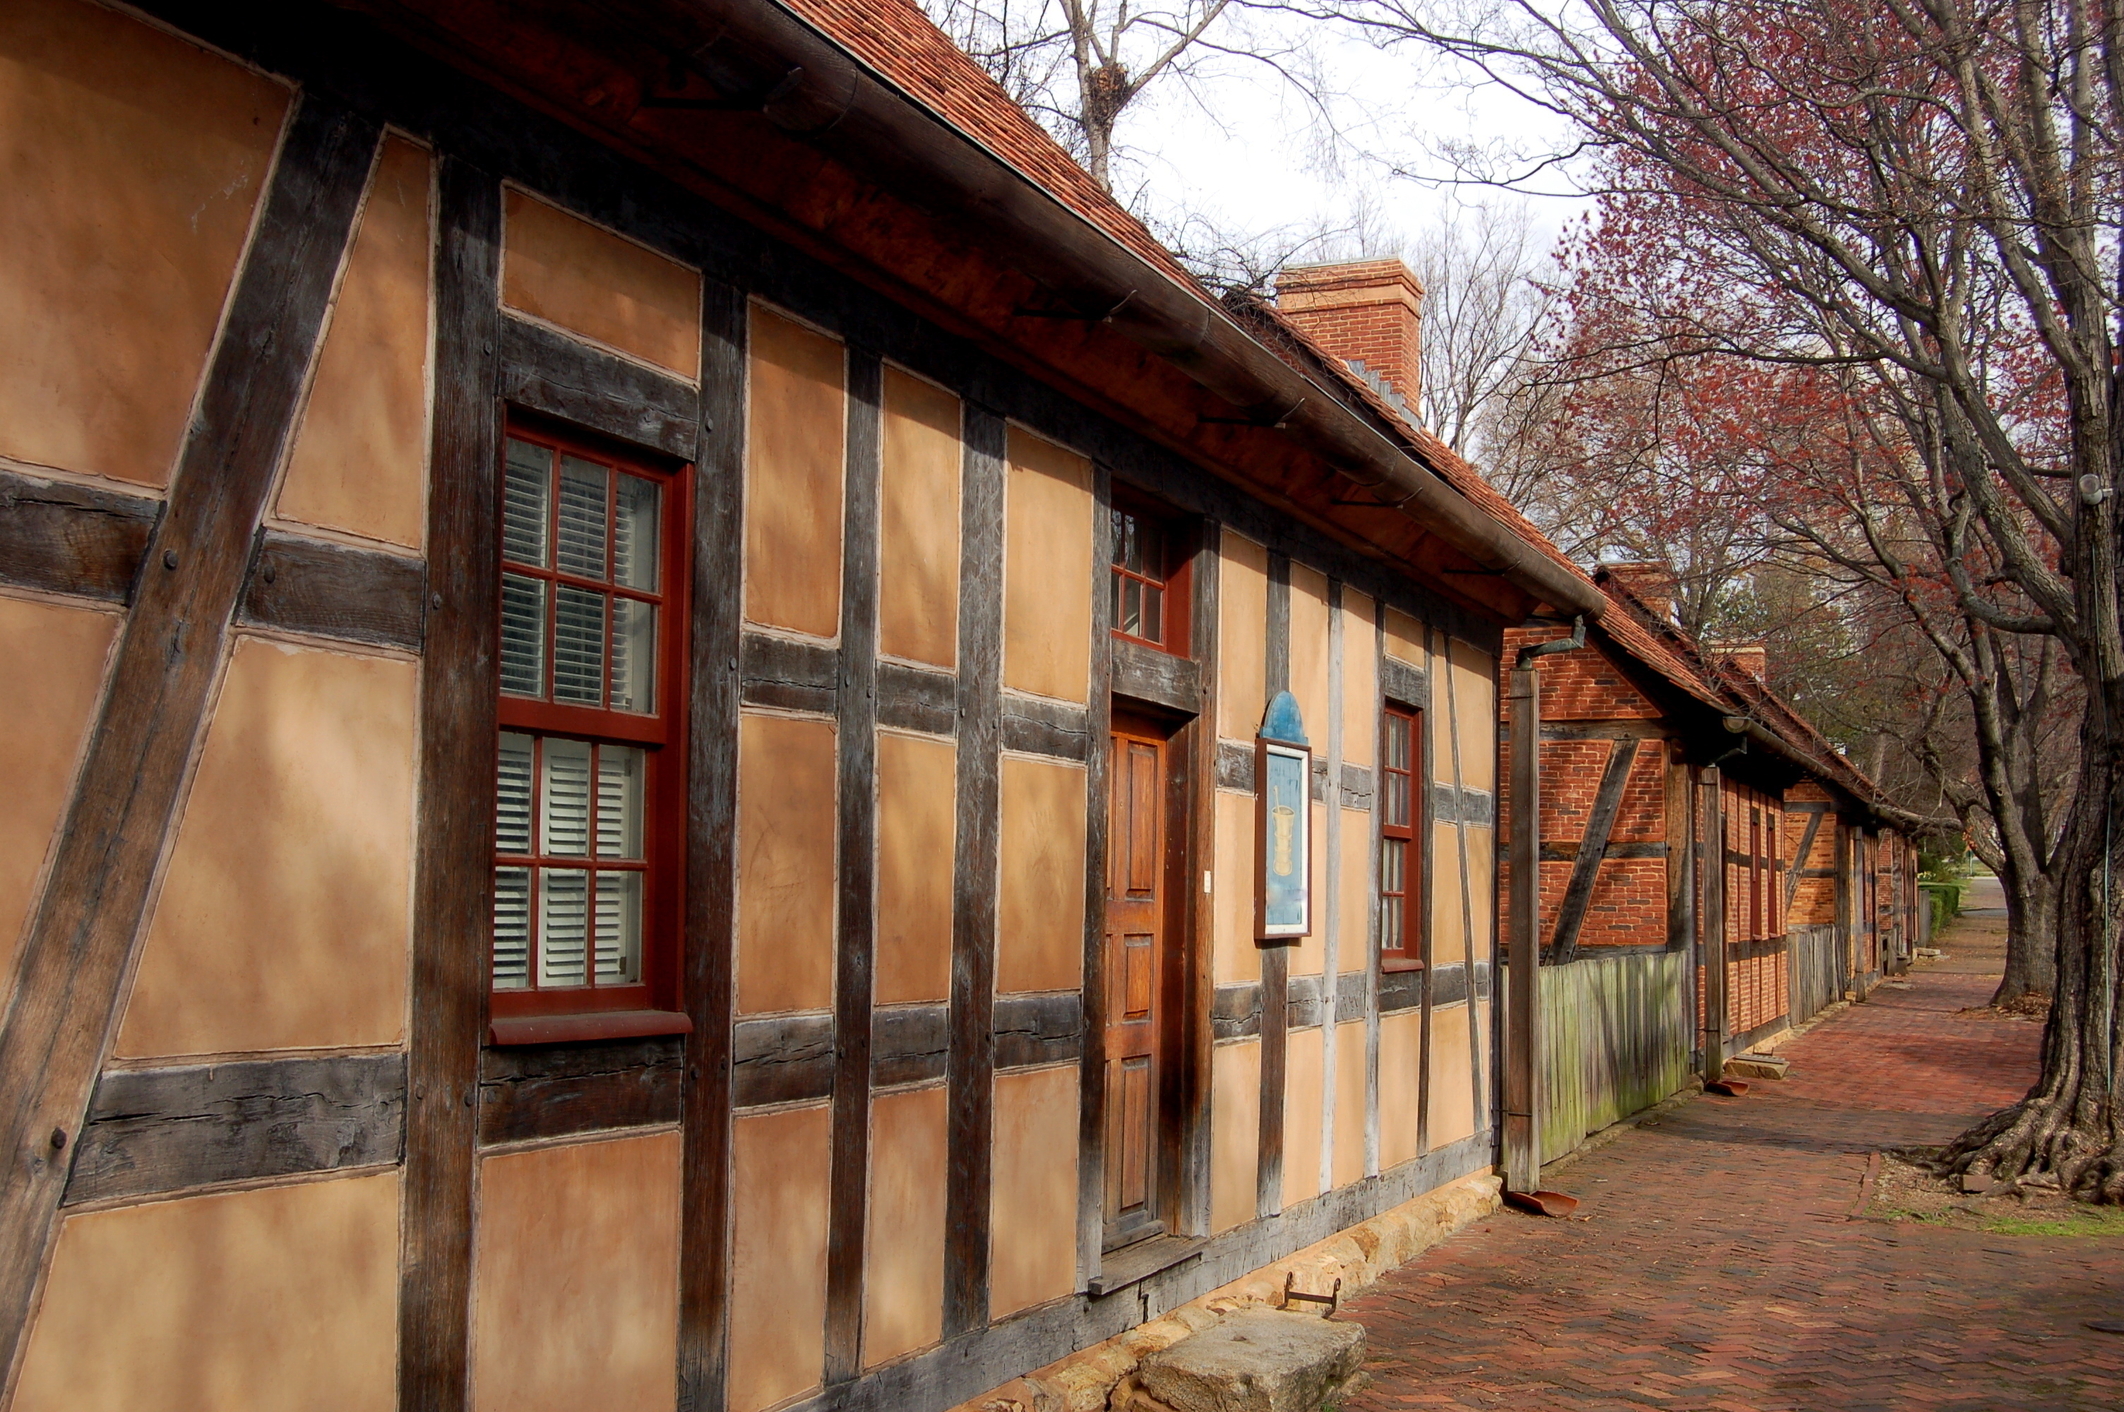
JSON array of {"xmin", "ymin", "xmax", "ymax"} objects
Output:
[{"xmin": 1496, "ymin": 630, "xmax": 1675, "ymax": 953}]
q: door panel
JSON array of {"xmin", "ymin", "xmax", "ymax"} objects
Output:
[{"xmin": 1104, "ymin": 721, "xmax": 1167, "ymax": 1247}]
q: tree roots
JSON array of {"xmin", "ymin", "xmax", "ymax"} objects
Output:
[{"xmin": 1938, "ymin": 1093, "xmax": 2124, "ymax": 1203}]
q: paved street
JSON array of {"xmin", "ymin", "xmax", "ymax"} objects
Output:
[{"xmin": 1344, "ymin": 882, "xmax": 2124, "ymax": 1410}]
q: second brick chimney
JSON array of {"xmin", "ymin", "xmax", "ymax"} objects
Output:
[
  {"xmin": 1273, "ymin": 259, "xmax": 1424, "ymax": 416},
  {"xmin": 1599, "ymin": 562, "xmax": 1681, "ymax": 625}
]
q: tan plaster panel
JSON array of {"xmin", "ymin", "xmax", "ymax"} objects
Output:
[
  {"xmin": 1332, "ymin": 1019, "xmax": 1367, "ymax": 1188},
  {"xmin": 1282, "ymin": 1024, "xmax": 1323, "ymax": 1208},
  {"xmin": 997, "ymin": 754, "xmax": 1086, "ymax": 994},
  {"xmin": 730, "ymin": 1102, "xmax": 830, "ymax": 1412},
  {"xmin": 277, "ymin": 136, "xmax": 432, "ymax": 548},
  {"xmin": 1212, "ymin": 790, "xmax": 1259, "ymax": 985},
  {"xmin": 1210, "ymin": 1038, "xmax": 1261, "ymax": 1233},
  {"xmin": 1288, "ymin": 801, "xmax": 1326, "ymax": 976},
  {"xmin": 1002, "ymin": 427, "xmax": 1092, "ymax": 703},
  {"xmin": 1336, "ymin": 807, "xmax": 1372, "ymax": 964},
  {"xmin": 1429, "ymin": 823, "xmax": 1466, "ymax": 969},
  {"xmin": 0, "ymin": 0, "xmax": 286, "ymax": 487},
  {"xmin": 745, "ymin": 306, "xmax": 845, "ymax": 637},
  {"xmin": 118, "ymin": 637, "xmax": 414, "ymax": 1057},
  {"xmin": 879, "ymin": 366, "xmax": 960, "ymax": 667},
  {"xmin": 472, "ymin": 1132, "xmax": 679, "ymax": 1412},
  {"xmin": 0, "ymin": 594, "xmax": 115, "ymax": 990},
  {"xmin": 1378, "ymin": 1010, "xmax": 1422, "ymax": 1169},
  {"xmin": 1463, "ymin": 825, "xmax": 1495, "ymax": 957},
  {"xmin": 1451, "ymin": 639, "xmax": 1497, "ymax": 792},
  {"xmin": 990, "ymin": 1064, "xmax": 1078, "ymax": 1317},
  {"xmin": 1218, "ymin": 532, "xmax": 1268, "ymax": 740},
  {"xmin": 1289, "ymin": 562, "xmax": 1330, "ymax": 750},
  {"xmin": 1383, "ymin": 607, "xmax": 1425, "ymax": 668},
  {"xmin": 865, "ymin": 1083, "xmax": 946, "ymax": 1368},
  {"xmin": 738, "ymin": 711, "xmax": 837, "ymax": 1015},
  {"xmin": 1472, "ymin": 999, "xmax": 1492, "ymax": 1120},
  {"xmin": 15, "ymin": 1171, "xmax": 397, "ymax": 1412},
  {"xmin": 876, "ymin": 730, "xmax": 955, "ymax": 1005},
  {"xmin": 1340, "ymin": 590, "xmax": 1377, "ymax": 767},
  {"xmin": 1431, "ymin": 687, "xmax": 1454, "ymax": 786},
  {"xmin": 1428, "ymin": 1003, "xmax": 1476, "ymax": 1146},
  {"xmin": 502, "ymin": 187, "xmax": 700, "ymax": 378}
]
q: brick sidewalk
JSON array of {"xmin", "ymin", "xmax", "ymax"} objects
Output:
[{"xmin": 1342, "ymin": 969, "xmax": 2124, "ymax": 1410}]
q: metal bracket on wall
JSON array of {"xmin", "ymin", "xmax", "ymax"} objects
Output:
[
  {"xmin": 639, "ymin": 60, "xmax": 805, "ymax": 111},
  {"xmin": 1282, "ymin": 1271, "xmax": 1341, "ymax": 1317}
]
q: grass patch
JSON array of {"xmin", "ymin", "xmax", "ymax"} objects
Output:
[
  {"xmin": 1867, "ymin": 1151, "xmax": 2124, "ymax": 1238},
  {"xmin": 1980, "ymin": 1205, "xmax": 2124, "ymax": 1239}
]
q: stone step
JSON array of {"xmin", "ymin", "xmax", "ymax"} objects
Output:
[
  {"xmin": 1115, "ymin": 1310, "xmax": 1366, "ymax": 1412},
  {"xmin": 1725, "ymin": 1052, "xmax": 1790, "ymax": 1080}
]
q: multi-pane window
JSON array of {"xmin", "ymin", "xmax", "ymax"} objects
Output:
[
  {"xmin": 1378, "ymin": 704, "xmax": 1423, "ymax": 970},
  {"xmin": 1109, "ymin": 500, "xmax": 1189, "ymax": 654},
  {"xmin": 492, "ymin": 425, "xmax": 684, "ymax": 1023}
]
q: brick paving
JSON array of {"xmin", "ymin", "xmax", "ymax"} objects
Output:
[{"xmin": 1344, "ymin": 903, "xmax": 2124, "ymax": 1410}]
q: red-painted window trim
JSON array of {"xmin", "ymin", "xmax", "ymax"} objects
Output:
[
  {"xmin": 1379, "ymin": 703, "xmax": 1424, "ymax": 971},
  {"xmin": 1108, "ymin": 492, "xmax": 1192, "ymax": 657},
  {"xmin": 488, "ymin": 416, "xmax": 692, "ymax": 1043}
]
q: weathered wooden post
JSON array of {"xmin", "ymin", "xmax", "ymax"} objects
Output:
[{"xmin": 1700, "ymin": 767, "xmax": 1728, "ymax": 1085}]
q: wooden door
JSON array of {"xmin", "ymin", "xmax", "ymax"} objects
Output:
[{"xmin": 1104, "ymin": 717, "xmax": 1168, "ymax": 1247}]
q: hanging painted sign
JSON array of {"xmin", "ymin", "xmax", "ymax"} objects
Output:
[{"xmin": 1255, "ymin": 690, "xmax": 1312, "ymax": 941}]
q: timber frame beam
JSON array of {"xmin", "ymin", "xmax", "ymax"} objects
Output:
[{"xmin": 0, "ymin": 97, "xmax": 382, "ymax": 1396}]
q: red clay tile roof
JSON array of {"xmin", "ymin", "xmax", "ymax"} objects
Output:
[
  {"xmin": 775, "ymin": 0, "xmax": 1880, "ymax": 811},
  {"xmin": 777, "ymin": 0, "xmax": 1213, "ymax": 301}
]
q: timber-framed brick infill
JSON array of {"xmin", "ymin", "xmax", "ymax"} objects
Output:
[{"xmin": 0, "ymin": 2, "xmax": 1677, "ymax": 1412}]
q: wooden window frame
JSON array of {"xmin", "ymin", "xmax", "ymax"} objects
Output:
[
  {"xmin": 1377, "ymin": 701, "xmax": 1424, "ymax": 972},
  {"xmin": 1107, "ymin": 491, "xmax": 1193, "ymax": 657},
  {"xmin": 489, "ymin": 415, "xmax": 693, "ymax": 1044}
]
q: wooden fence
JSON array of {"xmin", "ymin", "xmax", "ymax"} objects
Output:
[
  {"xmin": 1788, "ymin": 923, "xmax": 1847, "ymax": 1030},
  {"xmin": 1537, "ymin": 951, "xmax": 1692, "ymax": 1161}
]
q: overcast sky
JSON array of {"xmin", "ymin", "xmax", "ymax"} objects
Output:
[{"xmin": 1094, "ymin": 13, "xmax": 1593, "ymax": 266}]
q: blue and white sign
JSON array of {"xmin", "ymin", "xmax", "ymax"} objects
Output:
[{"xmin": 1256, "ymin": 691, "xmax": 1312, "ymax": 940}]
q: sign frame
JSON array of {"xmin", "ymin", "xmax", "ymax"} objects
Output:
[{"xmin": 1254, "ymin": 735, "xmax": 1314, "ymax": 942}]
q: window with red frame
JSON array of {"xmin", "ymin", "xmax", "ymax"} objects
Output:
[
  {"xmin": 1378, "ymin": 703, "xmax": 1424, "ymax": 970},
  {"xmin": 1109, "ymin": 500, "xmax": 1190, "ymax": 654},
  {"xmin": 491, "ymin": 424, "xmax": 687, "ymax": 1027}
]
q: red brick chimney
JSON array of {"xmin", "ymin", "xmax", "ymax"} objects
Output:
[
  {"xmin": 1718, "ymin": 643, "xmax": 1769, "ymax": 682},
  {"xmin": 1273, "ymin": 260, "xmax": 1424, "ymax": 416},
  {"xmin": 1600, "ymin": 562, "xmax": 1681, "ymax": 625}
]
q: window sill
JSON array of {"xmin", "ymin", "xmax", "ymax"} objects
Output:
[
  {"xmin": 1086, "ymin": 1234, "xmax": 1206, "ymax": 1298},
  {"xmin": 1380, "ymin": 955, "xmax": 1426, "ymax": 973},
  {"xmin": 489, "ymin": 1010, "xmax": 693, "ymax": 1047}
]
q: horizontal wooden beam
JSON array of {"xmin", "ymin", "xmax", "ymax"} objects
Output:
[
  {"xmin": 498, "ymin": 314, "xmax": 700, "ymax": 461},
  {"xmin": 1000, "ymin": 694, "xmax": 1089, "ymax": 762},
  {"xmin": 1214, "ymin": 740, "xmax": 1255, "ymax": 792},
  {"xmin": 740, "ymin": 630, "xmax": 838, "ymax": 714},
  {"xmin": 992, "ymin": 992, "xmax": 1082, "ymax": 1069},
  {"xmin": 1431, "ymin": 784, "xmax": 1495, "ymax": 827},
  {"xmin": 0, "ymin": 467, "xmax": 159, "ymax": 604},
  {"xmin": 476, "ymin": 1036, "xmax": 682, "ymax": 1145},
  {"xmin": 1110, "ymin": 638, "xmax": 1201, "ymax": 716},
  {"xmin": 1379, "ymin": 656, "xmax": 1426, "ymax": 710},
  {"xmin": 877, "ymin": 661, "xmax": 956, "ymax": 736},
  {"xmin": 872, "ymin": 1004, "xmax": 949, "ymax": 1087},
  {"xmin": 65, "ymin": 1053, "xmax": 406, "ymax": 1206},
  {"xmin": 239, "ymin": 529, "xmax": 426, "ymax": 651},
  {"xmin": 1538, "ymin": 840, "xmax": 1669, "ymax": 862},
  {"xmin": 1540, "ymin": 719, "xmax": 1669, "ymax": 741},
  {"xmin": 1336, "ymin": 761, "xmax": 1374, "ymax": 810}
]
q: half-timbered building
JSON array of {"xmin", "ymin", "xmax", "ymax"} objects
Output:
[{"xmin": 0, "ymin": 3, "xmax": 1631, "ymax": 1411}]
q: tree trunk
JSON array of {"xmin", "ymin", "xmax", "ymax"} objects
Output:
[
  {"xmin": 1993, "ymin": 861, "xmax": 2059, "ymax": 1006},
  {"xmin": 1944, "ymin": 749, "xmax": 2124, "ymax": 1200}
]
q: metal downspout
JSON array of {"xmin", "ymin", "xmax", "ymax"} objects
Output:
[{"xmin": 1502, "ymin": 618, "xmax": 1584, "ymax": 1193}]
